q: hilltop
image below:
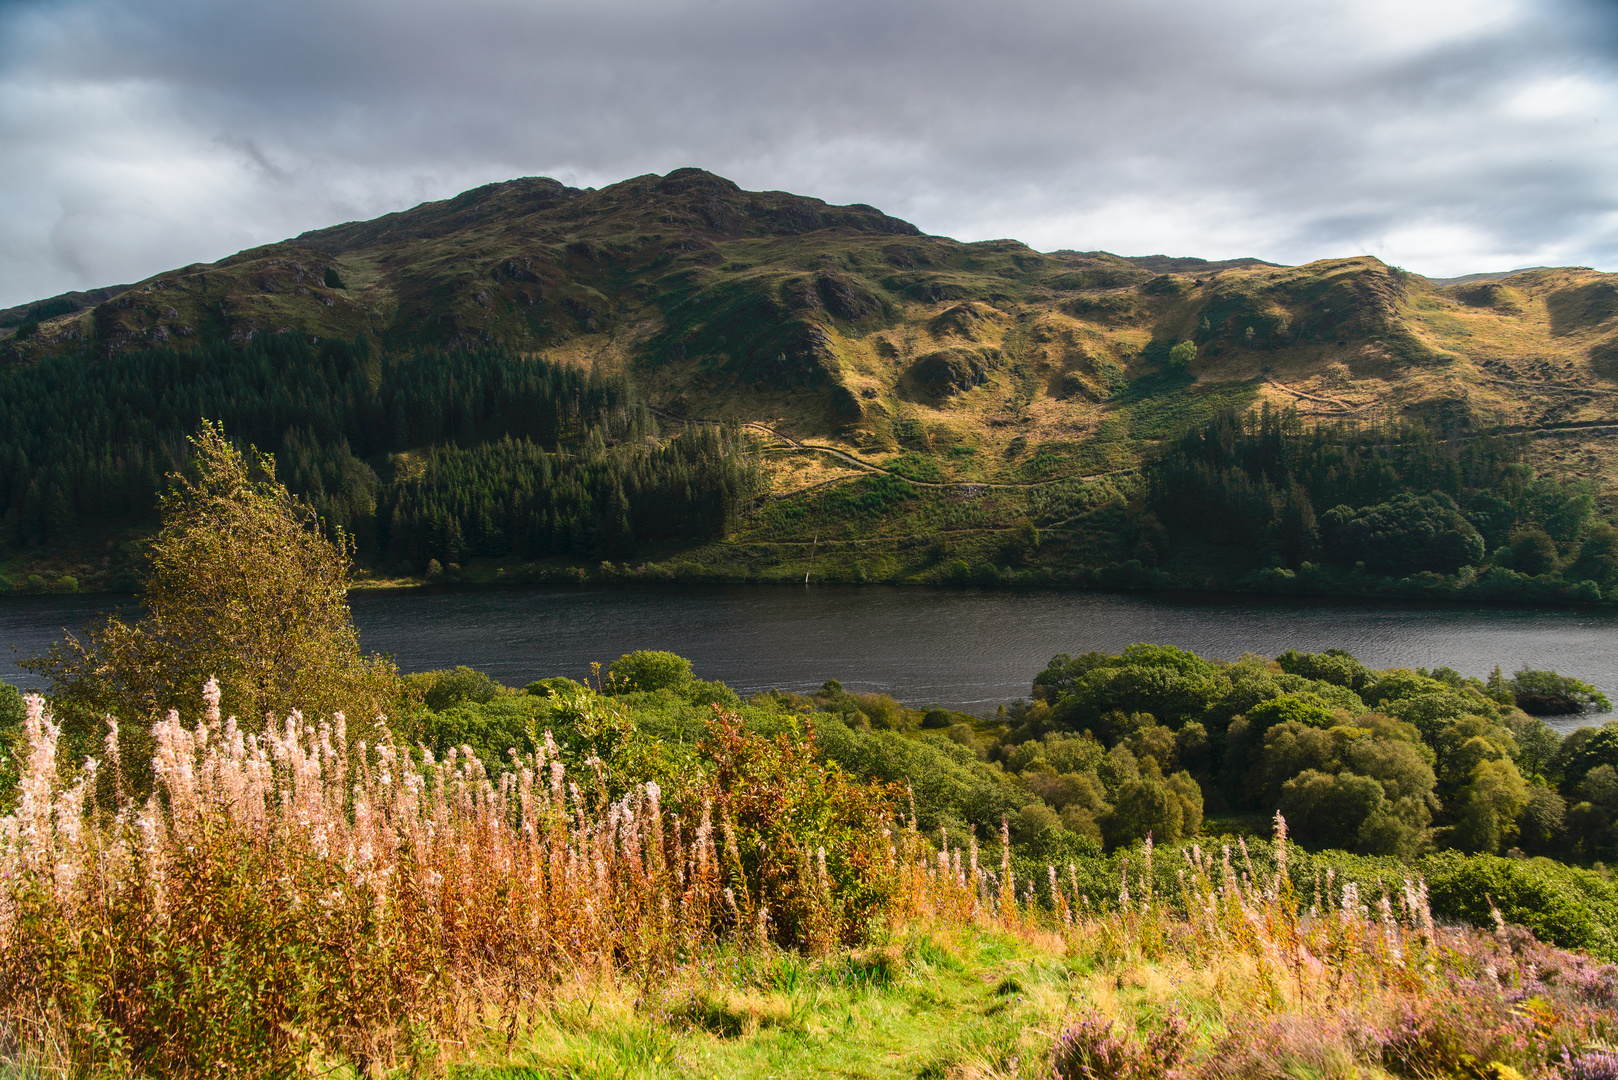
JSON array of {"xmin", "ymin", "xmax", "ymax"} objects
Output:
[{"xmin": 2, "ymin": 168, "xmax": 1617, "ymax": 598}]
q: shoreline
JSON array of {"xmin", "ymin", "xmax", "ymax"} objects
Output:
[{"xmin": 2, "ymin": 565, "xmax": 1613, "ymax": 612}]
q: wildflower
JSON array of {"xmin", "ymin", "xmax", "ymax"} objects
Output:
[{"xmin": 1272, "ymin": 811, "xmax": 1288, "ymax": 886}]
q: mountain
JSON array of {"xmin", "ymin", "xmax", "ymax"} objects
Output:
[{"xmin": 3, "ymin": 168, "xmax": 1617, "ymax": 600}]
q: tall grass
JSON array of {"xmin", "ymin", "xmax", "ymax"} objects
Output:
[
  {"xmin": 4, "ymin": 687, "xmax": 1617, "ymax": 1078},
  {"xmin": 0, "ymin": 688, "xmax": 923, "ymax": 1075}
]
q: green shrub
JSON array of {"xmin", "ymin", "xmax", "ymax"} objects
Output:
[
  {"xmin": 419, "ymin": 696, "xmax": 543, "ymax": 766},
  {"xmin": 701, "ymin": 709, "xmax": 905, "ymax": 949},
  {"xmin": 0, "ymin": 681, "xmax": 23, "ymax": 810},
  {"xmin": 1419, "ymin": 851, "xmax": 1618, "ymax": 958},
  {"xmin": 1511, "ymin": 669, "xmax": 1613, "ymax": 716},
  {"xmin": 608, "ymin": 649, "xmax": 694, "ymax": 693},
  {"xmin": 406, "ymin": 665, "xmax": 509, "ymax": 711}
]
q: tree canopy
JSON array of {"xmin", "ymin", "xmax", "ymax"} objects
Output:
[{"xmin": 26, "ymin": 422, "xmax": 404, "ymax": 771}]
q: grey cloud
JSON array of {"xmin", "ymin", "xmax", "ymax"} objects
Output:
[{"xmin": 1, "ymin": 0, "xmax": 1615, "ymax": 307}]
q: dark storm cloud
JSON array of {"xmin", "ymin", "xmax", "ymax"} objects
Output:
[{"xmin": 1, "ymin": 0, "xmax": 1615, "ymax": 306}]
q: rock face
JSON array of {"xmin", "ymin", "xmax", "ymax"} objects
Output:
[{"xmin": 909, "ymin": 347, "xmax": 1000, "ymax": 397}]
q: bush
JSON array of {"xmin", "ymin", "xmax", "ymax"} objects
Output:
[
  {"xmin": 1420, "ymin": 851, "xmax": 1618, "ymax": 958},
  {"xmin": 406, "ymin": 664, "xmax": 509, "ymax": 711},
  {"xmin": 0, "ymin": 680, "xmax": 23, "ymax": 809},
  {"xmin": 1511, "ymin": 669, "xmax": 1613, "ymax": 716},
  {"xmin": 419, "ymin": 696, "xmax": 542, "ymax": 770},
  {"xmin": 608, "ymin": 649, "xmax": 694, "ymax": 693},
  {"xmin": 701, "ymin": 710, "xmax": 905, "ymax": 948}
]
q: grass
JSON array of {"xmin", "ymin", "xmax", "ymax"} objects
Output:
[{"xmin": 450, "ymin": 929, "xmax": 1069, "ymax": 1080}]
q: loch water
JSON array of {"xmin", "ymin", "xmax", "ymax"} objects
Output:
[{"xmin": 2, "ymin": 585, "xmax": 1615, "ymax": 730}]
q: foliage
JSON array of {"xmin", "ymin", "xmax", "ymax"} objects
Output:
[
  {"xmin": 1012, "ymin": 643, "xmax": 1618, "ymax": 863},
  {"xmin": 23, "ymin": 422, "xmax": 402, "ymax": 777},
  {"xmin": 10, "ymin": 634, "xmax": 1618, "ymax": 1074},
  {"xmin": 608, "ymin": 649, "xmax": 695, "ymax": 693},
  {"xmin": 0, "ymin": 680, "xmax": 22, "ymax": 811},
  {"xmin": 0, "ymin": 332, "xmax": 767, "ymax": 569},
  {"xmin": 1142, "ymin": 404, "xmax": 1610, "ymax": 594},
  {"xmin": 1420, "ymin": 851, "xmax": 1618, "ymax": 957},
  {"xmin": 1512, "ymin": 668, "xmax": 1614, "ymax": 716},
  {"xmin": 1323, "ymin": 493, "xmax": 1485, "ymax": 575},
  {"xmin": 0, "ymin": 685, "xmax": 920, "ymax": 1075},
  {"xmin": 380, "ymin": 423, "xmax": 767, "ymax": 566},
  {"xmin": 701, "ymin": 710, "xmax": 906, "ymax": 948},
  {"xmin": 404, "ymin": 664, "xmax": 510, "ymax": 711}
]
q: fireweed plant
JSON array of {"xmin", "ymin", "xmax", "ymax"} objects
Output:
[
  {"xmin": 3, "ymin": 686, "xmax": 1618, "ymax": 1078},
  {"xmin": 0, "ymin": 682, "xmax": 942, "ymax": 1075}
]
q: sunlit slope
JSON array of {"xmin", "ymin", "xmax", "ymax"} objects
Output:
[{"xmin": 5, "ymin": 168, "xmax": 1618, "ymax": 488}]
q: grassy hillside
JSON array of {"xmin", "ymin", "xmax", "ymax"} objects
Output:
[{"xmin": 3, "ymin": 168, "xmax": 1618, "ymax": 598}]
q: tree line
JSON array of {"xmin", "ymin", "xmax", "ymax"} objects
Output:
[
  {"xmin": 1143, "ymin": 404, "xmax": 1617, "ymax": 596},
  {"xmin": 0, "ymin": 333, "xmax": 763, "ymax": 565}
]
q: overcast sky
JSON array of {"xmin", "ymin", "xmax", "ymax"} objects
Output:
[{"xmin": 1, "ymin": 0, "xmax": 1614, "ymax": 308}]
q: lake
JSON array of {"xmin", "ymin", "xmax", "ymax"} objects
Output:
[{"xmin": 2, "ymin": 585, "xmax": 1615, "ymax": 730}]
